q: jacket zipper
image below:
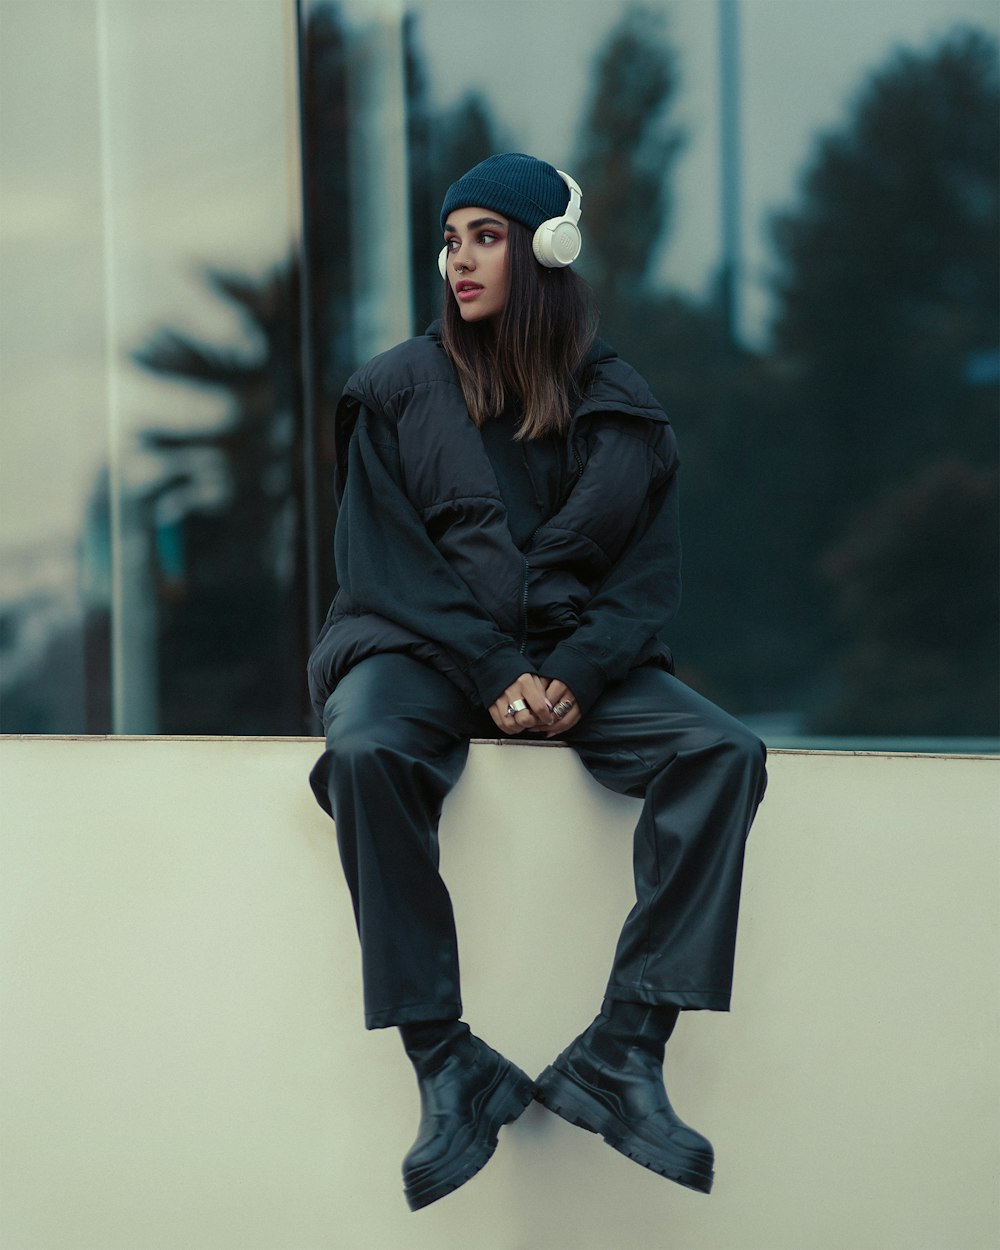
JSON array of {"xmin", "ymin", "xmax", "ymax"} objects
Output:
[
  {"xmin": 518, "ymin": 555, "xmax": 530, "ymax": 654},
  {"xmin": 517, "ymin": 522, "xmax": 543, "ymax": 655}
]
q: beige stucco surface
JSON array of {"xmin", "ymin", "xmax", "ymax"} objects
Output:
[{"xmin": 1, "ymin": 736, "xmax": 998, "ymax": 1249}]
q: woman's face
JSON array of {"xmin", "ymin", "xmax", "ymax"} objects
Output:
[{"xmin": 442, "ymin": 206, "xmax": 509, "ymax": 322}]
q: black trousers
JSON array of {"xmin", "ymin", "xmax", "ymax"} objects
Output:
[{"xmin": 310, "ymin": 654, "xmax": 767, "ymax": 1030}]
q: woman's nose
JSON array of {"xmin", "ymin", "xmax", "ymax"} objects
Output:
[{"xmin": 452, "ymin": 243, "xmax": 474, "ymax": 271}]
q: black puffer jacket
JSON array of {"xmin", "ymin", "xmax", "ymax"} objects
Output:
[{"xmin": 307, "ymin": 326, "xmax": 681, "ymax": 720}]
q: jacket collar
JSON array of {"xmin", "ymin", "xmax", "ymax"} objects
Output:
[{"xmin": 422, "ymin": 321, "xmax": 668, "ymax": 427}]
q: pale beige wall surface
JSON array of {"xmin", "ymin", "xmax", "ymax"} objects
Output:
[{"xmin": 1, "ymin": 738, "xmax": 998, "ymax": 1250}]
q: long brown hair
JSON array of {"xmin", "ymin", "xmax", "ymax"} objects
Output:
[{"xmin": 440, "ymin": 220, "xmax": 597, "ymax": 440}]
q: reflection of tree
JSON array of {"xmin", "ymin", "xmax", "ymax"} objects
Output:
[
  {"xmin": 573, "ymin": 5, "xmax": 685, "ymax": 306},
  {"xmin": 819, "ymin": 461, "xmax": 999, "ymax": 735},
  {"xmin": 772, "ymin": 28, "xmax": 998, "ymax": 517},
  {"xmin": 70, "ymin": 3, "xmax": 997, "ymax": 741},
  {"xmin": 568, "ymin": 7, "xmax": 782, "ymax": 711},
  {"xmin": 769, "ymin": 28, "xmax": 999, "ymax": 733},
  {"xmin": 129, "ymin": 3, "xmax": 505, "ymax": 733},
  {"xmin": 131, "ymin": 0, "xmax": 357, "ymax": 733},
  {"xmin": 134, "ymin": 264, "xmax": 304, "ymax": 733},
  {"xmin": 566, "ymin": 16, "xmax": 999, "ymax": 738}
]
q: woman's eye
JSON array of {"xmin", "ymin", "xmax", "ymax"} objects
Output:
[
  {"xmin": 479, "ymin": 232, "xmax": 498, "ymax": 245},
  {"xmin": 446, "ymin": 238, "xmax": 460, "ymax": 252}
]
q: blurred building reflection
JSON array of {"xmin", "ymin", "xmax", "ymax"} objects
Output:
[
  {"xmin": 1, "ymin": 0, "xmax": 997, "ymax": 748},
  {"xmin": 1, "ymin": 0, "xmax": 306, "ymax": 733}
]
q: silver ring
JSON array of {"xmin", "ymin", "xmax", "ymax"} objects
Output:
[
  {"xmin": 552, "ymin": 698, "xmax": 575, "ymax": 719},
  {"xmin": 506, "ymin": 699, "xmax": 529, "ymax": 716}
]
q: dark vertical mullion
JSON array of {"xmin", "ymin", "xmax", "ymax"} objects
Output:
[{"xmin": 294, "ymin": 0, "xmax": 322, "ymax": 729}]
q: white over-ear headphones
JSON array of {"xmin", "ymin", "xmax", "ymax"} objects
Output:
[
  {"xmin": 438, "ymin": 169, "xmax": 583, "ymax": 279},
  {"xmin": 533, "ymin": 170, "xmax": 583, "ymax": 267}
]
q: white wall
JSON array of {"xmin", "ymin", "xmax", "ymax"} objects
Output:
[{"xmin": 1, "ymin": 737, "xmax": 997, "ymax": 1250}]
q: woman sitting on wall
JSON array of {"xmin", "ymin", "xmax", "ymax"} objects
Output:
[{"xmin": 309, "ymin": 152, "xmax": 767, "ymax": 1211}]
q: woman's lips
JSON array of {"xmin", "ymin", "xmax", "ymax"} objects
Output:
[{"xmin": 456, "ymin": 282, "xmax": 483, "ymax": 301}]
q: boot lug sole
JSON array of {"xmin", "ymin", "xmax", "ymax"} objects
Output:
[{"xmin": 535, "ymin": 1063, "xmax": 715, "ymax": 1194}]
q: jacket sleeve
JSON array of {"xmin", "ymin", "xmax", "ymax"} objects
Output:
[
  {"xmin": 539, "ymin": 471, "xmax": 681, "ymax": 716},
  {"xmin": 335, "ymin": 405, "xmax": 531, "ymax": 708}
]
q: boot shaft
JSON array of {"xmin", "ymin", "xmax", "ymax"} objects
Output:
[
  {"xmin": 399, "ymin": 1018, "xmax": 472, "ymax": 1078},
  {"xmin": 584, "ymin": 1000, "xmax": 681, "ymax": 1068}
]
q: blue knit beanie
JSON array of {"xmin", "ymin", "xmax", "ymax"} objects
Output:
[{"xmin": 439, "ymin": 153, "xmax": 569, "ymax": 232}]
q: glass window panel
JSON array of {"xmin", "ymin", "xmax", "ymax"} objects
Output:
[
  {"xmin": 4, "ymin": 0, "xmax": 997, "ymax": 751},
  {"xmin": 388, "ymin": 0, "xmax": 1000, "ymax": 753},
  {"xmin": 1, "ymin": 0, "xmax": 110, "ymax": 732},
  {"xmin": 1, "ymin": 0, "xmax": 307, "ymax": 734}
]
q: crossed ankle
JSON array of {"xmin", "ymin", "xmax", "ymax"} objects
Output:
[
  {"xmin": 399, "ymin": 1018, "xmax": 474, "ymax": 1076},
  {"xmin": 585, "ymin": 1000, "xmax": 681, "ymax": 1066}
]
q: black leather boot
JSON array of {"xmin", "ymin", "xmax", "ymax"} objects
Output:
[
  {"xmin": 534, "ymin": 1002, "xmax": 715, "ymax": 1193},
  {"xmin": 399, "ymin": 1021, "xmax": 535, "ymax": 1211}
]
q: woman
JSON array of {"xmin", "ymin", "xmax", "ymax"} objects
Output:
[{"xmin": 308, "ymin": 153, "xmax": 767, "ymax": 1212}]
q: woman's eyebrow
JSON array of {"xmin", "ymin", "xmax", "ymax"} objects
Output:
[{"xmin": 443, "ymin": 216, "xmax": 506, "ymax": 234}]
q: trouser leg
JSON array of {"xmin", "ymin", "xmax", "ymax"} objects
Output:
[
  {"xmin": 566, "ymin": 666, "xmax": 767, "ymax": 1011},
  {"xmin": 308, "ymin": 654, "xmax": 483, "ymax": 1029}
]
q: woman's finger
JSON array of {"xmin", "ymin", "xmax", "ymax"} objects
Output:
[
  {"xmin": 492, "ymin": 699, "xmax": 525, "ymax": 735},
  {"xmin": 544, "ymin": 679, "xmax": 567, "ymax": 704},
  {"xmin": 544, "ymin": 683, "xmax": 580, "ymax": 737},
  {"xmin": 505, "ymin": 674, "xmax": 553, "ymax": 725},
  {"xmin": 545, "ymin": 706, "xmax": 581, "ymax": 737}
]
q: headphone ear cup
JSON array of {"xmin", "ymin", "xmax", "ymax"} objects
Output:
[
  {"xmin": 438, "ymin": 246, "xmax": 448, "ymax": 280},
  {"xmin": 532, "ymin": 219, "xmax": 582, "ymax": 268},
  {"xmin": 531, "ymin": 169, "xmax": 583, "ymax": 267}
]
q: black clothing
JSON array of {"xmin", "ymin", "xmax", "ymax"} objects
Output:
[
  {"xmin": 400, "ymin": 1019, "xmax": 474, "ymax": 1079},
  {"xmin": 309, "ymin": 653, "xmax": 766, "ymax": 1029},
  {"xmin": 306, "ymin": 325, "xmax": 681, "ymax": 721},
  {"xmin": 477, "ymin": 405, "xmax": 564, "ymax": 547},
  {"xmin": 535, "ymin": 1003, "xmax": 715, "ymax": 1192},
  {"xmin": 401, "ymin": 1031, "xmax": 535, "ymax": 1211},
  {"xmin": 307, "ymin": 326, "xmax": 766, "ymax": 1055},
  {"xmin": 589, "ymin": 1000, "xmax": 681, "ymax": 1065}
]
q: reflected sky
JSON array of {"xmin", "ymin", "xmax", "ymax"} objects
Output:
[
  {"xmin": 412, "ymin": 0, "xmax": 999, "ymax": 340},
  {"xmin": 0, "ymin": 0, "xmax": 298, "ymax": 554}
]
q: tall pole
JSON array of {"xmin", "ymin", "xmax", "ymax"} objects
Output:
[{"xmin": 718, "ymin": 0, "xmax": 743, "ymax": 348}]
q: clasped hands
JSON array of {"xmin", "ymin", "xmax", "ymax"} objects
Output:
[{"xmin": 489, "ymin": 673, "xmax": 581, "ymax": 738}]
